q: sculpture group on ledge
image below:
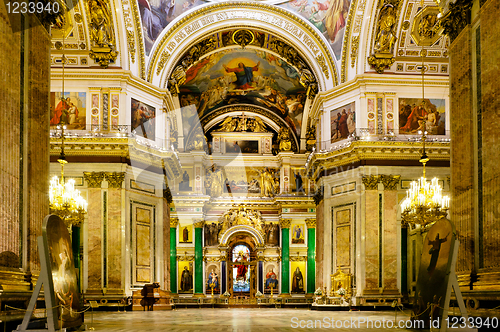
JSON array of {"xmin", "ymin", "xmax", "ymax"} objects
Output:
[{"xmin": 215, "ymin": 114, "xmax": 267, "ymax": 133}]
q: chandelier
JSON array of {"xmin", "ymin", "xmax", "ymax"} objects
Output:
[
  {"xmin": 400, "ymin": 124, "xmax": 450, "ymax": 228},
  {"xmin": 49, "ymin": 35, "xmax": 87, "ymax": 227}
]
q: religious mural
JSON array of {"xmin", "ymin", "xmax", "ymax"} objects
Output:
[
  {"xmin": 414, "ymin": 218, "xmax": 455, "ymax": 326},
  {"xmin": 398, "ymin": 98, "xmax": 446, "ymax": 135},
  {"xmin": 225, "ymin": 140, "xmax": 259, "ymax": 154},
  {"xmin": 46, "ymin": 217, "xmax": 82, "ymax": 328},
  {"xmin": 137, "ymin": 1, "xmax": 351, "ymax": 59},
  {"xmin": 50, "ymin": 92, "xmax": 86, "ymax": 130},
  {"xmin": 264, "ymin": 263, "xmax": 279, "ymax": 294},
  {"xmin": 178, "ymin": 261, "xmax": 193, "ymax": 293},
  {"xmin": 131, "ymin": 98, "xmax": 156, "ymax": 139},
  {"xmin": 138, "ymin": 0, "xmax": 205, "ymax": 55},
  {"xmin": 178, "ymin": 48, "xmax": 306, "ymax": 138},
  {"xmin": 291, "ymin": 261, "xmax": 306, "ymax": 293},
  {"xmin": 180, "ymin": 225, "xmax": 192, "ymax": 243},
  {"xmin": 206, "ymin": 263, "xmax": 220, "ymax": 294},
  {"xmin": 232, "ymin": 244, "xmax": 251, "ymax": 293},
  {"xmin": 204, "ymin": 166, "xmax": 280, "ymax": 196},
  {"xmin": 279, "ymin": 0, "xmax": 351, "ymax": 59},
  {"xmin": 330, "ymin": 101, "xmax": 355, "ymax": 143},
  {"xmin": 291, "ymin": 224, "xmax": 305, "ymax": 244}
]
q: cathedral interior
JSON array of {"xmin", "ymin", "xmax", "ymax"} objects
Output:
[{"xmin": 1, "ymin": 0, "xmax": 500, "ymax": 329}]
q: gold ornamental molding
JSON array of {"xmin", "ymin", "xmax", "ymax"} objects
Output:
[
  {"xmin": 362, "ymin": 175, "xmax": 381, "ymax": 190},
  {"xmin": 381, "ymin": 174, "xmax": 401, "ymax": 190},
  {"xmin": 148, "ymin": 1, "xmax": 337, "ymax": 88},
  {"xmin": 307, "ymin": 140, "xmax": 450, "ymax": 179},
  {"xmin": 305, "ymin": 218, "xmax": 317, "ymax": 229},
  {"xmin": 170, "ymin": 217, "xmax": 179, "ymax": 228},
  {"xmin": 177, "ymin": 254, "xmax": 195, "ymax": 262},
  {"xmin": 204, "ymin": 256, "xmax": 222, "ymax": 262},
  {"xmin": 85, "ymin": 0, "xmax": 118, "ymax": 68},
  {"xmin": 279, "ymin": 218, "xmax": 291, "ymax": 229},
  {"xmin": 84, "ymin": 172, "xmax": 105, "ymax": 188},
  {"xmin": 105, "ymin": 172, "xmax": 125, "ymax": 188},
  {"xmin": 289, "ymin": 256, "xmax": 308, "ymax": 262}
]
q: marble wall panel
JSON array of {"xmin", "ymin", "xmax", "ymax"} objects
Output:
[
  {"xmin": 364, "ymin": 190, "xmax": 379, "ymax": 292},
  {"xmin": 383, "ymin": 190, "xmax": 398, "ymax": 292},
  {"xmin": 87, "ymin": 189, "xmax": 102, "ymax": 290},
  {"xmin": 107, "ymin": 189, "xmax": 122, "ymax": 289}
]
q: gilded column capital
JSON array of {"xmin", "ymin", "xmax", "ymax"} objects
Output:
[
  {"xmin": 170, "ymin": 217, "xmax": 179, "ymax": 228},
  {"xmin": 84, "ymin": 172, "xmax": 105, "ymax": 188},
  {"xmin": 381, "ymin": 174, "xmax": 400, "ymax": 191},
  {"xmin": 104, "ymin": 172, "xmax": 125, "ymax": 188},
  {"xmin": 362, "ymin": 175, "xmax": 380, "ymax": 190},
  {"xmin": 280, "ymin": 218, "xmax": 291, "ymax": 228},
  {"xmin": 305, "ymin": 218, "xmax": 317, "ymax": 229},
  {"xmin": 163, "ymin": 187, "xmax": 173, "ymax": 203},
  {"xmin": 440, "ymin": 0, "xmax": 473, "ymax": 42},
  {"xmin": 193, "ymin": 219, "xmax": 205, "ymax": 228}
]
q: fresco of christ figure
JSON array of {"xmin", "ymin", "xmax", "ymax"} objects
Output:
[{"xmin": 223, "ymin": 62, "xmax": 260, "ymax": 90}]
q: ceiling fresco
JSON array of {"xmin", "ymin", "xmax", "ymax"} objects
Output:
[
  {"xmin": 137, "ymin": 0, "xmax": 352, "ymax": 59},
  {"xmin": 178, "ymin": 48, "xmax": 307, "ymax": 142}
]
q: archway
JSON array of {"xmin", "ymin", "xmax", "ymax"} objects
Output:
[{"xmin": 226, "ymin": 231, "xmax": 259, "ymax": 299}]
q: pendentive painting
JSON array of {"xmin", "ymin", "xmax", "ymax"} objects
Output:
[
  {"xmin": 279, "ymin": 0, "xmax": 351, "ymax": 59},
  {"xmin": 50, "ymin": 92, "xmax": 86, "ymax": 130},
  {"xmin": 178, "ymin": 48, "xmax": 307, "ymax": 138},
  {"xmin": 399, "ymin": 98, "xmax": 446, "ymax": 135},
  {"xmin": 131, "ymin": 98, "xmax": 156, "ymax": 139},
  {"xmin": 330, "ymin": 101, "xmax": 355, "ymax": 142}
]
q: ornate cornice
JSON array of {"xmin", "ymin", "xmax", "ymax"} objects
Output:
[
  {"xmin": 193, "ymin": 219, "xmax": 205, "ymax": 228},
  {"xmin": 105, "ymin": 172, "xmax": 125, "ymax": 188},
  {"xmin": 305, "ymin": 218, "xmax": 317, "ymax": 229},
  {"xmin": 312, "ymin": 185, "xmax": 324, "ymax": 205},
  {"xmin": 163, "ymin": 187, "xmax": 173, "ymax": 203},
  {"xmin": 380, "ymin": 174, "xmax": 400, "ymax": 191},
  {"xmin": 362, "ymin": 175, "xmax": 380, "ymax": 190},
  {"xmin": 84, "ymin": 172, "xmax": 105, "ymax": 188},
  {"xmin": 440, "ymin": 0, "xmax": 472, "ymax": 42},
  {"xmin": 279, "ymin": 218, "xmax": 292, "ymax": 229},
  {"xmin": 289, "ymin": 256, "xmax": 308, "ymax": 262},
  {"xmin": 170, "ymin": 217, "xmax": 179, "ymax": 228}
]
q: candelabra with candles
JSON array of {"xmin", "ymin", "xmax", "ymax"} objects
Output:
[
  {"xmin": 49, "ymin": 127, "xmax": 88, "ymax": 228},
  {"xmin": 400, "ymin": 122, "xmax": 450, "ymax": 228}
]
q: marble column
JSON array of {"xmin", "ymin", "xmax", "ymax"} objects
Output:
[
  {"xmin": 194, "ymin": 219, "xmax": 204, "ymax": 295},
  {"xmin": 163, "ymin": 188, "xmax": 172, "ymax": 293},
  {"xmin": 105, "ymin": 172, "xmax": 125, "ymax": 294},
  {"xmin": 314, "ymin": 187, "xmax": 324, "ymax": 288},
  {"xmin": 170, "ymin": 218, "xmax": 178, "ymax": 294},
  {"xmin": 362, "ymin": 175, "xmax": 380, "ymax": 294},
  {"xmin": 280, "ymin": 218, "xmax": 291, "ymax": 295},
  {"xmin": 381, "ymin": 175, "xmax": 400, "ymax": 294},
  {"xmin": 306, "ymin": 218, "xmax": 316, "ymax": 294},
  {"xmin": 83, "ymin": 172, "xmax": 105, "ymax": 294}
]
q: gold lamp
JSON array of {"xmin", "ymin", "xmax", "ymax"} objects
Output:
[
  {"xmin": 400, "ymin": 126, "xmax": 449, "ymax": 228},
  {"xmin": 49, "ymin": 34, "xmax": 87, "ymax": 228}
]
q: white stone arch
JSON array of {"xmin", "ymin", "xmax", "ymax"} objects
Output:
[
  {"xmin": 147, "ymin": 2, "xmax": 338, "ymax": 90},
  {"xmin": 219, "ymin": 225, "xmax": 265, "ymax": 247}
]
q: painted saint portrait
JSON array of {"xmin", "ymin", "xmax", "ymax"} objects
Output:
[
  {"xmin": 330, "ymin": 101, "xmax": 355, "ymax": 143},
  {"xmin": 178, "ymin": 261, "xmax": 193, "ymax": 293},
  {"xmin": 291, "ymin": 224, "xmax": 305, "ymax": 244},
  {"xmin": 131, "ymin": 98, "xmax": 156, "ymax": 139},
  {"xmin": 399, "ymin": 98, "xmax": 446, "ymax": 135},
  {"xmin": 50, "ymin": 92, "xmax": 86, "ymax": 130},
  {"xmin": 265, "ymin": 264, "xmax": 279, "ymax": 294},
  {"xmin": 414, "ymin": 218, "xmax": 455, "ymax": 326},
  {"xmin": 206, "ymin": 265, "xmax": 220, "ymax": 294},
  {"xmin": 291, "ymin": 263, "xmax": 305, "ymax": 293}
]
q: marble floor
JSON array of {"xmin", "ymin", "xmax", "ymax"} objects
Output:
[{"xmin": 84, "ymin": 308, "xmax": 421, "ymax": 331}]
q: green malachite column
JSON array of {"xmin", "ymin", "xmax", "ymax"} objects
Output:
[
  {"xmin": 306, "ymin": 219, "xmax": 316, "ymax": 294},
  {"xmin": 170, "ymin": 218, "xmax": 178, "ymax": 293},
  {"xmin": 280, "ymin": 219, "xmax": 291, "ymax": 294},
  {"xmin": 194, "ymin": 220, "xmax": 204, "ymax": 294}
]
